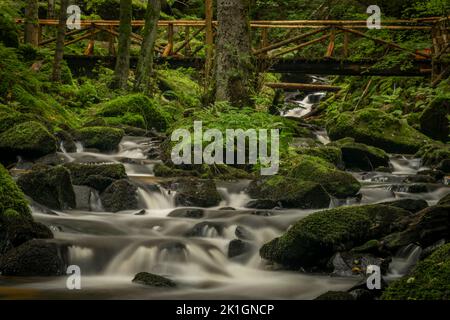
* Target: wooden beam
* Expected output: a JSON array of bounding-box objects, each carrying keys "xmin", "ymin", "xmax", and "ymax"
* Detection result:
[
  {"xmin": 343, "ymin": 32, "xmax": 349, "ymax": 58},
  {"xmin": 265, "ymin": 82, "xmax": 341, "ymax": 91},
  {"xmin": 163, "ymin": 22, "xmax": 174, "ymax": 57},
  {"xmin": 173, "ymin": 26, "xmax": 205, "ymax": 55},
  {"xmin": 271, "ymin": 33, "xmax": 332, "ymax": 58},
  {"xmin": 65, "ymin": 28, "xmax": 101, "ymax": 46},
  {"xmin": 39, "ymin": 26, "xmax": 89, "ymax": 45},
  {"xmin": 326, "ymin": 28, "xmax": 336, "ymax": 57}
]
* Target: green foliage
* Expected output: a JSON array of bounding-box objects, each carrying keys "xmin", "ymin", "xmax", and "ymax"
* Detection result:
[
  {"xmin": 0, "ymin": 164, "xmax": 31, "ymax": 218},
  {"xmin": 0, "ymin": 1, "xmax": 19, "ymax": 48},
  {"xmin": 158, "ymin": 68, "xmax": 202, "ymax": 108}
]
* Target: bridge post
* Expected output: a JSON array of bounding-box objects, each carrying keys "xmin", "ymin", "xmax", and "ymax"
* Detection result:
[
  {"xmin": 205, "ymin": 0, "xmax": 214, "ymax": 79},
  {"xmin": 431, "ymin": 18, "xmax": 450, "ymax": 86}
]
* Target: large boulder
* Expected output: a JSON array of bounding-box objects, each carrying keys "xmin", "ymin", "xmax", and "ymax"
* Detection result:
[
  {"xmin": 326, "ymin": 108, "xmax": 430, "ymax": 154},
  {"xmin": 383, "ymin": 205, "xmax": 450, "ymax": 251},
  {"xmin": 132, "ymin": 272, "xmax": 176, "ymax": 287},
  {"xmin": 330, "ymin": 138, "xmax": 389, "ymax": 171},
  {"xmin": 295, "ymin": 146, "xmax": 344, "ymax": 168},
  {"xmin": 76, "ymin": 126, "xmax": 124, "ymax": 152},
  {"xmin": 381, "ymin": 243, "xmax": 450, "ymax": 300},
  {"xmin": 100, "ymin": 179, "xmax": 138, "ymax": 212},
  {"xmin": 282, "ymin": 155, "xmax": 361, "ymax": 198},
  {"xmin": 0, "ymin": 121, "xmax": 57, "ymax": 163},
  {"xmin": 416, "ymin": 143, "xmax": 450, "ymax": 168},
  {"xmin": 168, "ymin": 178, "xmax": 222, "ymax": 207},
  {"xmin": 0, "ymin": 164, "xmax": 31, "ymax": 217},
  {"xmin": 0, "ymin": 239, "xmax": 66, "ymax": 276},
  {"xmin": 246, "ymin": 176, "xmax": 330, "ymax": 209},
  {"xmin": 380, "ymin": 198, "xmax": 428, "ymax": 214},
  {"xmin": 419, "ymin": 96, "xmax": 449, "ymax": 142},
  {"xmin": 64, "ymin": 163, "xmax": 127, "ymax": 192},
  {"xmin": 17, "ymin": 166, "xmax": 76, "ymax": 210},
  {"xmin": 260, "ymin": 204, "xmax": 411, "ymax": 269}
]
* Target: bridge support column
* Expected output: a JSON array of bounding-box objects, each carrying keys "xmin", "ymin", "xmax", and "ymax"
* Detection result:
[{"xmin": 432, "ymin": 18, "xmax": 450, "ymax": 86}]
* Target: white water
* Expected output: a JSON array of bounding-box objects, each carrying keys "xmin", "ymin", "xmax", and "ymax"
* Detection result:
[{"xmin": 386, "ymin": 244, "xmax": 423, "ymax": 280}]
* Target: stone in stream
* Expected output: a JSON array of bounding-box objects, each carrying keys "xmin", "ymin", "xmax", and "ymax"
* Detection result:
[
  {"xmin": 73, "ymin": 185, "xmax": 93, "ymax": 211},
  {"xmin": 326, "ymin": 108, "xmax": 430, "ymax": 154},
  {"xmin": 260, "ymin": 204, "xmax": 411, "ymax": 270},
  {"xmin": 132, "ymin": 272, "xmax": 176, "ymax": 288},
  {"xmin": 168, "ymin": 178, "xmax": 222, "ymax": 208},
  {"xmin": 438, "ymin": 193, "xmax": 450, "ymax": 206},
  {"xmin": 185, "ymin": 222, "xmax": 223, "ymax": 237},
  {"xmin": 416, "ymin": 169, "xmax": 445, "ymax": 182},
  {"xmin": 228, "ymin": 239, "xmax": 252, "ymax": 259},
  {"xmin": 380, "ymin": 198, "xmax": 428, "ymax": 213},
  {"xmin": 330, "ymin": 137, "xmax": 389, "ymax": 171},
  {"xmin": 403, "ymin": 175, "xmax": 436, "ymax": 183},
  {"xmin": 235, "ymin": 225, "xmax": 254, "ymax": 241},
  {"xmin": 246, "ymin": 176, "xmax": 330, "ymax": 209},
  {"xmin": 55, "ymin": 130, "xmax": 77, "ymax": 153},
  {"xmin": 437, "ymin": 159, "xmax": 450, "ymax": 174},
  {"xmin": 168, "ymin": 208, "xmax": 205, "ymax": 219},
  {"xmin": 75, "ymin": 126, "xmax": 124, "ymax": 152},
  {"xmin": 17, "ymin": 165, "xmax": 76, "ymax": 210},
  {"xmin": 245, "ymin": 199, "xmax": 279, "ymax": 209},
  {"xmin": 100, "ymin": 179, "xmax": 138, "ymax": 212},
  {"xmin": 329, "ymin": 252, "xmax": 390, "ymax": 277},
  {"xmin": 64, "ymin": 163, "xmax": 127, "ymax": 192},
  {"xmin": 0, "ymin": 240, "xmax": 66, "ymax": 276}
]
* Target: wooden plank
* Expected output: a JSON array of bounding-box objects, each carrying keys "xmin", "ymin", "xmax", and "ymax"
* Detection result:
[
  {"xmin": 326, "ymin": 28, "xmax": 336, "ymax": 57},
  {"xmin": 174, "ymin": 26, "xmax": 205, "ymax": 55},
  {"xmin": 65, "ymin": 29, "xmax": 101, "ymax": 46},
  {"xmin": 265, "ymin": 82, "xmax": 341, "ymax": 91},
  {"xmin": 271, "ymin": 33, "xmax": 332, "ymax": 58}
]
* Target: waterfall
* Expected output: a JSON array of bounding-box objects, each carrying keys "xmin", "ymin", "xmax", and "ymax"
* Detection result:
[
  {"xmin": 387, "ymin": 244, "xmax": 422, "ymax": 279},
  {"xmin": 75, "ymin": 141, "xmax": 84, "ymax": 153},
  {"xmin": 90, "ymin": 189, "xmax": 104, "ymax": 212},
  {"xmin": 138, "ymin": 187, "xmax": 175, "ymax": 210}
]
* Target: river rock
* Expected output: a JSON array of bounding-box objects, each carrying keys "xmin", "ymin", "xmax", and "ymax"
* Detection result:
[
  {"xmin": 260, "ymin": 204, "xmax": 410, "ymax": 269},
  {"xmin": 132, "ymin": 272, "xmax": 176, "ymax": 287},
  {"xmin": 419, "ymin": 96, "xmax": 449, "ymax": 142},
  {"xmin": 247, "ymin": 176, "xmax": 330, "ymax": 209},
  {"xmin": 55, "ymin": 130, "xmax": 77, "ymax": 153},
  {"xmin": 75, "ymin": 126, "xmax": 124, "ymax": 152},
  {"xmin": 168, "ymin": 208, "xmax": 205, "ymax": 219},
  {"xmin": 329, "ymin": 252, "xmax": 390, "ymax": 277},
  {"xmin": 73, "ymin": 185, "xmax": 93, "ymax": 211},
  {"xmin": 326, "ymin": 108, "xmax": 430, "ymax": 154},
  {"xmin": 228, "ymin": 239, "xmax": 252, "ymax": 258},
  {"xmin": 185, "ymin": 222, "xmax": 223, "ymax": 237},
  {"xmin": 245, "ymin": 199, "xmax": 279, "ymax": 209},
  {"xmin": 0, "ymin": 239, "xmax": 66, "ymax": 276},
  {"xmin": 438, "ymin": 193, "xmax": 450, "ymax": 206},
  {"xmin": 100, "ymin": 179, "xmax": 138, "ymax": 212},
  {"xmin": 381, "ymin": 198, "xmax": 428, "ymax": 213},
  {"xmin": 235, "ymin": 225, "xmax": 254, "ymax": 240},
  {"xmin": 416, "ymin": 169, "xmax": 445, "ymax": 182},
  {"xmin": 17, "ymin": 165, "xmax": 76, "ymax": 210},
  {"xmin": 64, "ymin": 163, "xmax": 127, "ymax": 192},
  {"xmin": 170, "ymin": 178, "xmax": 222, "ymax": 207}
]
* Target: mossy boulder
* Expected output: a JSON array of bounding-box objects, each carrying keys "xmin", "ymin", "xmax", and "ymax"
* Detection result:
[
  {"xmin": 419, "ymin": 96, "xmax": 449, "ymax": 142},
  {"xmin": 326, "ymin": 108, "xmax": 430, "ymax": 154},
  {"xmin": 260, "ymin": 204, "xmax": 411, "ymax": 269},
  {"xmin": 0, "ymin": 121, "xmax": 57, "ymax": 162},
  {"xmin": 282, "ymin": 155, "xmax": 361, "ymax": 198},
  {"xmin": 168, "ymin": 178, "xmax": 222, "ymax": 207},
  {"xmin": 97, "ymin": 94, "xmax": 170, "ymax": 131},
  {"xmin": 330, "ymin": 138, "xmax": 389, "ymax": 171},
  {"xmin": 17, "ymin": 166, "xmax": 76, "ymax": 210},
  {"xmin": 76, "ymin": 126, "xmax": 124, "ymax": 152},
  {"xmin": 416, "ymin": 143, "xmax": 450, "ymax": 168},
  {"xmin": 247, "ymin": 176, "xmax": 330, "ymax": 209},
  {"xmin": 132, "ymin": 272, "xmax": 176, "ymax": 287},
  {"xmin": 63, "ymin": 163, "xmax": 127, "ymax": 192},
  {"xmin": 100, "ymin": 179, "xmax": 138, "ymax": 212},
  {"xmin": 295, "ymin": 146, "xmax": 344, "ymax": 168},
  {"xmin": 380, "ymin": 198, "xmax": 428, "ymax": 214},
  {"xmin": 158, "ymin": 69, "xmax": 202, "ymax": 108},
  {"xmin": 0, "ymin": 164, "xmax": 31, "ymax": 217},
  {"xmin": 0, "ymin": 239, "xmax": 66, "ymax": 276},
  {"xmin": 381, "ymin": 243, "xmax": 450, "ymax": 300}
]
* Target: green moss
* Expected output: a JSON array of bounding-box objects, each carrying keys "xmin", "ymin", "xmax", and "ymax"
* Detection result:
[
  {"xmin": 0, "ymin": 5, "xmax": 19, "ymax": 48},
  {"xmin": 0, "ymin": 164, "xmax": 31, "ymax": 218},
  {"xmin": 0, "ymin": 121, "xmax": 57, "ymax": 160},
  {"xmin": 0, "ymin": 112, "xmax": 36, "ymax": 134},
  {"xmin": 103, "ymin": 113, "xmax": 146, "ymax": 129},
  {"xmin": 326, "ymin": 108, "xmax": 431, "ymax": 154},
  {"xmin": 76, "ymin": 126, "xmax": 124, "ymax": 151},
  {"xmin": 64, "ymin": 163, "xmax": 127, "ymax": 191},
  {"xmin": 158, "ymin": 68, "xmax": 202, "ymax": 108},
  {"xmin": 382, "ymin": 243, "xmax": 450, "ymax": 300},
  {"xmin": 260, "ymin": 204, "xmax": 410, "ymax": 269},
  {"xmin": 416, "ymin": 143, "xmax": 450, "ymax": 167},
  {"xmin": 295, "ymin": 146, "xmax": 343, "ymax": 167},
  {"xmin": 97, "ymin": 94, "xmax": 171, "ymax": 131}
]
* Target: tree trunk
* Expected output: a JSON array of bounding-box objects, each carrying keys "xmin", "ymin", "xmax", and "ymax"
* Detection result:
[
  {"xmin": 113, "ymin": 0, "xmax": 133, "ymax": 90},
  {"xmin": 215, "ymin": 0, "xmax": 253, "ymax": 107},
  {"xmin": 25, "ymin": 0, "xmax": 39, "ymax": 46},
  {"xmin": 134, "ymin": 0, "xmax": 161, "ymax": 94},
  {"xmin": 52, "ymin": 0, "xmax": 68, "ymax": 82},
  {"xmin": 47, "ymin": 0, "xmax": 55, "ymax": 19}
]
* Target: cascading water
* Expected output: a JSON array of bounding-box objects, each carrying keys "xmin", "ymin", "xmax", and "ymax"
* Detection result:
[{"xmin": 386, "ymin": 244, "xmax": 423, "ymax": 280}]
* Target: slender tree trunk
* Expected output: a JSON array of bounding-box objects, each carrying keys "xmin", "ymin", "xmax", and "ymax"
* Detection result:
[
  {"xmin": 215, "ymin": 0, "xmax": 253, "ymax": 107},
  {"xmin": 25, "ymin": 0, "xmax": 39, "ymax": 46},
  {"xmin": 52, "ymin": 0, "xmax": 69, "ymax": 82},
  {"xmin": 113, "ymin": 0, "xmax": 133, "ymax": 90},
  {"xmin": 47, "ymin": 0, "xmax": 55, "ymax": 19},
  {"xmin": 134, "ymin": 0, "xmax": 161, "ymax": 94}
]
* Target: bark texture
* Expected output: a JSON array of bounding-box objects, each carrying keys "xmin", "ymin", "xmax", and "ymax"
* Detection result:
[
  {"xmin": 51, "ymin": 0, "xmax": 68, "ymax": 82},
  {"xmin": 25, "ymin": 0, "xmax": 39, "ymax": 46},
  {"xmin": 113, "ymin": 0, "xmax": 133, "ymax": 89}
]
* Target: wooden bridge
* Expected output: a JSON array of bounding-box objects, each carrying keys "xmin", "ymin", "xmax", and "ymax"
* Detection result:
[{"xmin": 16, "ymin": 16, "xmax": 449, "ymax": 81}]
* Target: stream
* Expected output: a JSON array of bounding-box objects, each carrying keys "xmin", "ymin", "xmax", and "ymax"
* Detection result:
[{"xmin": 1, "ymin": 92, "xmax": 449, "ymax": 300}]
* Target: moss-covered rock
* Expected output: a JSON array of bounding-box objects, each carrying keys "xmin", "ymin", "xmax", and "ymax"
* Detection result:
[
  {"xmin": 167, "ymin": 178, "xmax": 222, "ymax": 207},
  {"xmin": 260, "ymin": 204, "xmax": 410, "ymax": 269},
  {"xmin": 0, "ymin": 121, "xmax": 57, "ymax": 162},
  {"xmin": 381, "ymin": 243, "xmax": 450, "ymax": 300},
  {"xmin": 132, "ymin": 272, "xmax": 176, "ymax": 287},
  {"xmin": 380, "ymin": 198, "xmax": 428, "ymax": 213},
  {"xmin": 0, "ymin": 164, "xmax": 31, "ymax": 217},
  {"xmin": 0, "ymin": 239, "xmax": 66, "ymax": 276},
  {"xmin": 295, "ymin": 146, "xmax": 344, "ymax": 168},
  {"xmin": 97, "ymin": 94, "xmax": 170, "ymax": 131},
  {"xmin": 330, "ymin": 137, "xmax": 390, "ymax": 171},
  {"xmin": 64, "ymin": 163, "xmax": 127, "ymax": 192},
  {"xmin": 158, "ymin": 69, "xmax": 202, "ymax": 108},
  {"xmin": 416, "ymin": 143, "xmax": 450, "ymax": 168},
  {"xmin": 17, "ymin": 166, "xmax": 76, "ymax": 210},
  {"xmin": 326, "ymin": 108, "xmax": 430, "ymax": 154},
  {"xmin": 247, "ymin": 176, "xmax": 330, "ymax": 209},
  {"xmin": 100, "ymin": 179, "xmax": 138, "ymax": 212},
  {"xmin": 419, "ymin": 96, "xmax": 449, "ymax": 142},
  {"xmin": 282, "ymin": 154, "xmax": 361, "ymax": 198},
  {"xmin": 76, "ymin": 126, "xmax": 124, "ymax": 152}
]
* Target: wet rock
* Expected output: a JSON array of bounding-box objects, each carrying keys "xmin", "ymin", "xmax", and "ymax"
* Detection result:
[
  {"xmin": 132, "ymin": 272, "xmax": 176, "ymax": 287},
  {"xmin": 171, "ymin": 178, "xmax": 222, "ymax": 207},
  {"xmin": 100, "ymin": 179, "xmax": 138, "ymax": 212},
  {"xmin": 419, "ymin": 96, "xmax": 449, "ymax": 142},
  {"xmin": 408, "ymin": 184, "xmax": 429, "ymax": 193},
  {"xmin": 64, "ymin": 163, "xmax": 127, "ymax": 192},
  {"xmin": 381, "ymin": 198, "xmax": 428, "ymax": 213},
  {"xmin": 295, "ymin": 146, "xmax": 344, "ymax": 168},
  {"xmin": 437, "ymin": 159, "xmax": 450, "ymax": 174},
  {"xmin": 314, "ymin": 291, "xmax": 355, "ymax": 300},
  {"xmin": 185, "ymin": 222, "xmax": 223, "ymax": 237},
  {"xmin": 417, "ymin": 143, "xmax": 450, "ymax": 168},
  {"xmin": 17, "ymin": 166, "xmax": 76, "ymax": 210},
  {"xmin": 76, "ymin": 126, "xmax": 124, "ymax": 152},
  {"xmin": 235, "ymin": 226, "xmax": 254, "ymax": 240},
  {"xmin": 417, "ymin": 169, "xmax": 445, "ymax": 181},
  {"xmin": 245, "ymin": 199, "xmax": 279, "ymax": 209},
  {"xmin": 247, "ymin": 176, "xmax": 330, "ymax": 209},
  {"xmin": 0, "ymin": 240, "xmax": 66, "ymax": 276},
  {"xmin": 228, "ymin": 239, "xmax": 252, "ymax": 258},
  {"xmin": 403, "ymin": 175, "xmax": 436, "ymax": 184},
  {"xmin": 73, "ymin": 185, "xmax": 92, "ymax": 211},
  {"xmin": 260, "ymin": 204, "xmax": 410, "ymax": 269},
  {"xmin": 35, "ymin": 153, "xmax": 68, "ymax": 166},
  {"xmin": 329, "ymin": 252, "xmax": 390, "ymax": 277},
  {"xmin": 438, "ymin": 193, "xmax": 450, "ymax": 206},
  {"xmin": 168, "ymin": 208, "xmax": 204, "ymax": 219},
  {"xmin": 55, "ymin": 130, "xmax": 77, "ymax": 153},
  {"xmin": 326, "ymin": 108, "xmax": 430, "ymax": 154},
  {"xmin": 133, "ymin": 209, "xmax": 146, "ymax": 216},
  {"xmin": 331, "ymin": 138, "xmax": 389, "ymax": 171},
  {"xmin": 420, "ymin": 239, "xmax": 446, "ymax": 260}
]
